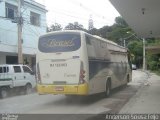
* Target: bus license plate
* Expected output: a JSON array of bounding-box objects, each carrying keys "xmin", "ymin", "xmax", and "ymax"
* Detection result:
[{"xmin": 55, "ymin": 86, "xmax": 64, "ymax": 91}]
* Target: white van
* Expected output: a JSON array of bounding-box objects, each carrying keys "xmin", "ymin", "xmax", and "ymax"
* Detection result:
[{"xmin": 0, "ymin": 64, "xmax": 36, "ymax": 98}]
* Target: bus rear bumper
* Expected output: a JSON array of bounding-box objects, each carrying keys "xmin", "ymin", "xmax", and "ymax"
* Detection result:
[{"xmin": 37, "ymin": 83, "xmax": 89, "ymax": 95}]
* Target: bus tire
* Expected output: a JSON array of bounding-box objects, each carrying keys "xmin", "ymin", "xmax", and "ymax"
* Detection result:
[
  {"xmin": 25, "ymin": 83, "xmax": 32, "ymax": 94},
  {"xmin": 0, "ymin": 87, "xmax": 8, "ymax": 99},
  {"xmin": 105, "ymin": 79, "xmax": 111, "ymax": 97}
]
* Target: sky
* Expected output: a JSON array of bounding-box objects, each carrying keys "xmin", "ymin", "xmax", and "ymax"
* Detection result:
[{"xmin": 35, "ymin": 0, "xmax": 120, "ymax": 29}]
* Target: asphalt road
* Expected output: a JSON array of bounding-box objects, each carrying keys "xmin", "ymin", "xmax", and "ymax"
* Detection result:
[{"xmin": 0, "ymin": 70, "xmax": 149, "ymax": 120}]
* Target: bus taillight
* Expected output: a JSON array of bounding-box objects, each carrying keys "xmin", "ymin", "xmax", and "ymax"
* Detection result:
[
  {"xmin": 36, "ymin": 63, "xmax": 41, "ymax": 84},
  {"xmin": 79, "ymin": 61, "xmax": 86, "ymax": 84}
]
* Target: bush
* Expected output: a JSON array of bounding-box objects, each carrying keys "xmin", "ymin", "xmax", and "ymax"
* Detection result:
[{"xmin": 148, "ymin": 61, "xmax": 158, "ymax": 70}]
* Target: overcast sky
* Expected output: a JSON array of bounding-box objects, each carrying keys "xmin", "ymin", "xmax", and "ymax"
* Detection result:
[{"xmin": 35, "ymin": 0, "xmax": 120, "ymax": 29}]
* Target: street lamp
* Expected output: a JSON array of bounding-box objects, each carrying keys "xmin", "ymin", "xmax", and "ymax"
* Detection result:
[{"xmin": 123, "ymin": 32, "xmax": 137, "ymax": 47}]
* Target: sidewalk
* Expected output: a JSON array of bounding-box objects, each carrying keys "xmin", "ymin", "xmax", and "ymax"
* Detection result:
[{"xmin": 120, "ymin": 71, "xmax": 160, "ymax": 113}]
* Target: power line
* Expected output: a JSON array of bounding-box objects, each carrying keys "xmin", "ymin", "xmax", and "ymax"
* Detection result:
[
  {"xmin": 23, "ymin": 23, "xmax": 41, "ymax": 37},
  {"xmin": 48, "ymin": 7, "xmax": 89, "ymax": 18},
  {"xmin": 69, "ymin": 0, "xmax": 113, "ymax": 22},
  {"xmin": 0, "ymin": 25, "xmax": 43, "ymax": 37},
  {"xmin": 23, "ymin": 12, "xmax": 109, "ymax": 29},
  {"xmin": 22, "ymin": 6, "xmax": 109, "ymax": 24},
  {"xmin": 22, "ymin": 27, "xmax": 38, "ymax": 47},
  {"xmin": 22, "ymin": 6, "xmax": 110, "ymax": 29},
  {"xmin": 21, "ymin": 5, "xmax": 29, "ymax": 15},
  {"xmin": 22, "ymin": 11, "xmax": 88, "ymax": 23},
  {"xmin": 0, "ymin": 41, "xmax": 37, "ymax": 49},
  {"xmin": 48, "ymin": 9, "xmax": 110, "ymax": 23}
]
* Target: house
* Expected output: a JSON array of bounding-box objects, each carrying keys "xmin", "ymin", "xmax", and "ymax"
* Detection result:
[{"xmin": 0, "ymin": 0, "xmax": 47, "ymax": 68}]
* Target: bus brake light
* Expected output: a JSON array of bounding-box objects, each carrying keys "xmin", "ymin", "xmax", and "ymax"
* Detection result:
[
  {"xmin": 37, "ymin": 63, "xmax": 42, "ymax": 84},
  {"xmin": 79, "ymin": 61, "xmax": 86, "ymax": 84}
]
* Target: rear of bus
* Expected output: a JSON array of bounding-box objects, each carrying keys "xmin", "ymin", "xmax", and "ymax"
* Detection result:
[{"xmin": 36, "ymin": 31, "xmax": 89, "ymax": 95}]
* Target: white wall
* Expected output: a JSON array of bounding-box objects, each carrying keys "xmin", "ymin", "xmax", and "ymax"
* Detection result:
[{"xmin": 0, "ymin": 54, "xmax": 6, "ymax": 64}]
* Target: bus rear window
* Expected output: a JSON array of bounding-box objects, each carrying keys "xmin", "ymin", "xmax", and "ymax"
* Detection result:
[{"xmin": 38, "ymin": 33, "xmax": 81, "ymax": 53}]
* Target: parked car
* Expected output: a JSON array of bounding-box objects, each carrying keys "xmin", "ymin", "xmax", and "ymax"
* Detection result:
[
  {"xmin": 0, "ymin": 64, "xmax": 36, "ymax": 98},
  {"xmin": 132, "ymin": 64, "xmax": 137, "ymax": 70}
]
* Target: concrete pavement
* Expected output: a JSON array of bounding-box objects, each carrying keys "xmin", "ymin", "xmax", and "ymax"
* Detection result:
[
  {"xmin": 120, "ymin": 71, "xmax": 160, "ymax": 113},
  {"xmin": 0, "ymin": 70, "xmax": 145, "ymax": 115}
]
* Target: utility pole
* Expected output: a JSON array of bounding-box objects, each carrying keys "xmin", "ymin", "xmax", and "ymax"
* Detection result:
[
  {"xmin": 143, "ymin": 38, "xmax": 146, "ymax": 71},
  {"xmin": 17, "ymin": 0, "xmax": 23, "ymax": 64}
]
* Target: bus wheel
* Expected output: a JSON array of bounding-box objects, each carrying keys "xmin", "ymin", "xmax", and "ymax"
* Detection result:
[
  {"xmin": 25, "ymin": 84, "xmax": 32, "ymax": 94},
  {"xmin": 105, "ymin": 80, "xmax": 111, "ymax": 97},
  {"xmin": 0, "ymin": 87, "xmax": 8, "ymax": 99}
]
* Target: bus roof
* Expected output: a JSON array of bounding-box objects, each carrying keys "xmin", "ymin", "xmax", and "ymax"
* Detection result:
[
  {"xmin": 93, "ymin": 35, "xmax": 118, "ymax": 45},
  {"xmin": 39, "ymin": 30, "xmax": 85, "ymax": 38}
]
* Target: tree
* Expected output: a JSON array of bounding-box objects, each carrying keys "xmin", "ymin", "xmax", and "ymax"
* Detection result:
[
  {"xmin": 146, "ymin": 39, "xmax": 160, "ymax": 71},
  {"xmin": 87, "ymin": 16, "xmax": 132, "ymax": 43},
  {"xmin": 107, "ymin": 26, "xmax": 132, "ymax": 44},
  {"xmin": 127, "ymin": 41, "xmax": 143, "ymax": 68},
  {"xmin": 147, "ymin": 53, "xmax": 160, "ymax": 71},
  {"xmin": 88, "ymin": 28, "xmax": 99, "ymax": 36},
  {"xmin": 115, "ymin": 16, "xmax": 128, "ymax": 27},
  {"xmin": 98, "ymin": 26, "xmax": 111, "ymax": 38},
  {"xmin": 65, "ymin": 23, "xmax": 75, "ymax": 30},
  {"xmin": 64, "ymin": 22, "xmax": 87, "ymax": 31},
  {"xmin": 48, "ymin": 23, "xmax": 62, "ymax": 32}
]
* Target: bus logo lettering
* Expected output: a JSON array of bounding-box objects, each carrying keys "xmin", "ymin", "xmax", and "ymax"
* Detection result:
[{"xmin": 46, "ymin": 39, "xmax": 75, "ymax": 47}]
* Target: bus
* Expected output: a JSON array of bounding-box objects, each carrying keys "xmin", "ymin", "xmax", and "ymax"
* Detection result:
[{"xmin": 36, "ymin": 30, "xmax": 132, "ymax": 96}]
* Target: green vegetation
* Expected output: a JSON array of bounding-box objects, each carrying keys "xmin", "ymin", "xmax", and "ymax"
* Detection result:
[
  {"xmin": 146, "ymin": 38, "xmax": 160, "ymax": 74},
  {"xmin": 127, "ymin": 40, "xmax": 143, "ymax": 68}
]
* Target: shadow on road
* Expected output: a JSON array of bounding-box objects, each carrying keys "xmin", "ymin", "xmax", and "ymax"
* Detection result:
[{"xmin": 43, "ymin": 84, "xmax": 136, "ymax": 108}]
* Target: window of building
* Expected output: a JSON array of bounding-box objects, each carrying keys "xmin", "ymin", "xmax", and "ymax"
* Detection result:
[
  {"xmin": 30, "ymin": 11, "xmax": 40, "ymax": 26},
  {"xmin": 5, "ymin": 3, "xmax": 18, "ymax": 19}
]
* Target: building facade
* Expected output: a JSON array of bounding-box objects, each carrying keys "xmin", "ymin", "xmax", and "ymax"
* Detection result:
[{"xmin": 0, "ymin": 0, "xmax": 47, "ymax": 68}]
